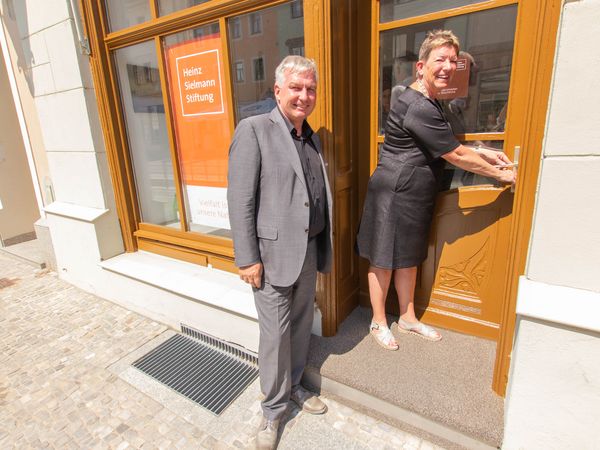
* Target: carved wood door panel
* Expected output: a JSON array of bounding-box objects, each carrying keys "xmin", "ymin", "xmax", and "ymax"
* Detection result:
[{"xmin": 415, "ymin": 186, "xmax": 514, "ymax": 339}]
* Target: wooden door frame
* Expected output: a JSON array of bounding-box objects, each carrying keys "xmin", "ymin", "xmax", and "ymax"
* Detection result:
[
  {"xmin": 303, "ymin": 0, "xmax": 337, "ymax": 337},
  {"xmin": 492, "ymin": 0, "xmax": 562, "ymax": 395},
  {"xmin": 367, "ymin": 0, "xmax": 562, "ymax": 395}
]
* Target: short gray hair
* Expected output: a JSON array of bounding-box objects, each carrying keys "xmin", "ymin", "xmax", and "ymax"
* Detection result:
[
  {"xmin": 418, "ymin": 30, "xmax": 460, "ymax": 63},
  {"xmin": 274, "ymin": 55, "xmax": 318, "ymax": 85}
]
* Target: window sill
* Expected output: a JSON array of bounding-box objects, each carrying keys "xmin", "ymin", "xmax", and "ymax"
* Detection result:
[
  {"xmin": 100, "ymin": 250, "xmax": 256, "ymax": 320},
  {"xmin": 45, "ymin": 201, "xmax": 109, "ymax": 222}
]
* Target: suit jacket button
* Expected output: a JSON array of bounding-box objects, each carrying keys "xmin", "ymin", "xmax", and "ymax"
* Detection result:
[
  {"xmin": 304, "ymin": 202, "xmax": 309, "ymax": 207},
  {"xmin": 305, "ymin": 228, "xmax": 309, "ymax": 233}
]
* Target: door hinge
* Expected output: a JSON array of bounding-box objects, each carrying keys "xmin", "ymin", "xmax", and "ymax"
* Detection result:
[{"xmin": 79, "ymin": 38, "xmax": 91, "ymax": 56}]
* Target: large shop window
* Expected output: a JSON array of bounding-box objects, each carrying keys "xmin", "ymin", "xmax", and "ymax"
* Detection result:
[
  {"xmin": 115, "ymin": 41, "xmax": 177, "ymax": 226},
  {"xmin": 104, "ymin": 0, "xmax": 304, "ymax": 265}
]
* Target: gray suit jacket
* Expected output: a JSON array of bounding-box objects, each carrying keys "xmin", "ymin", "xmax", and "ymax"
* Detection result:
[{"xmin": 227, "ymin": 107, "xmax": 333, "ymax": 287}]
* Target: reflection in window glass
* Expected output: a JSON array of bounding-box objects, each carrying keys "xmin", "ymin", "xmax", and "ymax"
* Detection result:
[
  {"xmin": 249, "ymin": 12, "xmax": 263, "ymax": 35},
  {"xmin": 291, "ymin": 1, "xmax": 303, "ymax": 18},
  {"xmin": 163, "ymin": 24, "xmax": 232, "ymax": 238},
  {"xmin": 230, "ymin": 17, "xmax": 242, "ymax": 39},
  {"xmin": 157, "ymin": 0, "xmax": 211, "ymax": 17},
  {"xmin": 114, "ymin": 41, "xmax": 177, "ymax": 226},
  {"xmin": 378, "ymin": 5, "xmax": 517, "ymax": 135},
  {"xmin": 228, "ymin": 2, "xmax": 305, "ymax": 122},
  {"xmin": 253, "ymin": 57, "xmax": 265, "ymax": 81},
  {"xmin": 105, "ymin": 0, "xmax": 151, "ymax": 32},
  {"xmin": 440, "ymin": 142, "xmax": 505, "ymax": 190},
  {"xmin": 379, "ymin": 0, "xmax": 482, "ymax": 23},
  {"xmin": 234, "ymin": 61, "xmax": 245, "ymax": 82}
]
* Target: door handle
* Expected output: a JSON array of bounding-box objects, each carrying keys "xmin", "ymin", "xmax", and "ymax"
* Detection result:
[{"xmin": 511, "ymin": 146, "xmax": 520, "ymax": 193}]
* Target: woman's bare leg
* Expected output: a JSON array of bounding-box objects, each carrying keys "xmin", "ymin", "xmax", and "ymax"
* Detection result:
[
  {"xmin": 394, "ymin": 266, "xmax": 441, "ymax": 339},
  {"xmin": 368, "ymin": 266, "xmax": 397, "ymax": 347},
  {"xmin": 393, "ymin": 267, "xmax": 418, "ymax": 322},
  {"xmin": 367, "ymin": 266, "xmax": 392, "ymax": 325}
]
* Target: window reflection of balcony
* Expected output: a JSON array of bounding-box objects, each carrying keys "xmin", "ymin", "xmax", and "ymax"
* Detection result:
[{"xmin": 237, "ymin": 98, "xmax": 277, "ymax": 120}]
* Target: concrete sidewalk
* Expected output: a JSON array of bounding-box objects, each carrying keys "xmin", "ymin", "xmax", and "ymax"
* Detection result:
[{"xmin": 0, "ymin": 252, "xmax": 445, "ymax": 450}]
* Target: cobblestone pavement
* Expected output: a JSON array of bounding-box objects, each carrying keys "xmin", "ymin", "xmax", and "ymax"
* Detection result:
[{"xmin": 0, "ymin": 252, "xmax": 444, "ymax": 450}]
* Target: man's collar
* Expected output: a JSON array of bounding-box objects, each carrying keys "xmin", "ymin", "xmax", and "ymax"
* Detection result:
[{"xmin": 277, "ymin": 106, "xmax": 313, "ymax": 139}]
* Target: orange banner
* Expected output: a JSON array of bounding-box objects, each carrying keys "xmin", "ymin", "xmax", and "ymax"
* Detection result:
[{"xmin": 165, "ymin": 34, "xmax": 231, "ymax": 188}]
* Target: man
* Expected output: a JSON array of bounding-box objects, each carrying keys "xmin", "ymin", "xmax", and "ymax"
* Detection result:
[{"xmin": 227, "ymin": 55, "xmax": 332, "ymax": 449}]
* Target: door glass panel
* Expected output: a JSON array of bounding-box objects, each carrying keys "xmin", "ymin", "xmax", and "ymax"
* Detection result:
[
  {"xmin": 228, "ymin": 1, "xmax": 305, "ymax": 123},
  {"xmin": 114, "ymin": 41, "xmax": 178, "ymax": 226},
  {"xmin": 380, "ymin": 0, "xmax": 484, "ymax": 23},
  {"xmin": 105, "ymin": 0, "xmax": 151, "ymax": 32},
  {"xmin": 378, "ymin": 5, "xmax": 517, "ymax": 135},
  {"xmin": 158, "ymin": 0, "xmax": 211, "ymax": 17},
  {"xmin": 163, "ymin": 23, "xmax": 232, "ymax": 237}
]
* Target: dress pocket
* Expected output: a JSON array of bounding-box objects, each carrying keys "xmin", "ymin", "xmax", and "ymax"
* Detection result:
[{"xmin": 394, "ymin": 164, "xmax": 417, "ymax": 193}]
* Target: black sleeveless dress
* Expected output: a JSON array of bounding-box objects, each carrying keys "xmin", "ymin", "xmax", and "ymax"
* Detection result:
[{"xmin": 356, "ymin": 87, "xmax": 460, "ymax": 269}]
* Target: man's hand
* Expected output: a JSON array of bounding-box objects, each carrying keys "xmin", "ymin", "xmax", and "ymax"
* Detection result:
[{"xmin": 239, "ymin": 263, "xmax": 263, "ymax": 289}]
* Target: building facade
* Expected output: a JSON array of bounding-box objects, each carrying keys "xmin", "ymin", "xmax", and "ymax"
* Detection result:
[{"xmin": 1, "ymin": 0, "xmax": 598, "ymax": 447}]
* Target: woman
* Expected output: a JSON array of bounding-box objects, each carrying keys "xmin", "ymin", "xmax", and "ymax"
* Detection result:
[{"xmin": 356, "ymin": 30, "xmax": 516, "ymax": 350}]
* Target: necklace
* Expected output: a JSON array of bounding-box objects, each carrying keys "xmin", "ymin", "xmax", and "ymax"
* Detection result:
[{"xmin": 416, "ymin": 78, "xmax": 429, "ymax": 98}]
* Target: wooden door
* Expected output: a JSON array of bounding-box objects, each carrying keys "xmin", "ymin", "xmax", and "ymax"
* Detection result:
[
  {"xmin": 330, "ymin": 0, "xmax": 361, "ymax": 332},
  {"xmin": 368, "ymin": 0, "xmax": 522, "ymax": 339}
]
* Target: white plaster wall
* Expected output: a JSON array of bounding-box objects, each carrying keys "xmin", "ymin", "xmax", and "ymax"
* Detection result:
[
  {"xmin": 7, "ymin": 0, "xmax": 116, "ymax": 210},
  {"xmin": 527, "ymin": 157, "xmax": 600, "ymax": 292},
  {"xmin": 504, "ymin": 317, "xmax": 600, "ymax": 450},
  {"xmin": 542, "ymin": 0, "xmax": 600, "ymax": 157},
  {"xmin": 527, "ymin": 0, "xmax": 600, "ymax": 292},
  {"xmin": 506, "ymin": 1, "xmax": 600, "ymax": 447},
  {"xmin": 0, "ymin": 52, "xmax": 40, "ymax": 240},
  {"xmin": 0, "ymin": 2, "xmax": 52, "ymax": 206},
  {"xmin": 4, "ymin": 0, "xmax": 125, "ymax": 267}
]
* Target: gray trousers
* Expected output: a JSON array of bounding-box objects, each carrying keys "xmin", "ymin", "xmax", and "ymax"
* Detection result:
[{"xmin": 253, "ymin": 238, "xmax": 317, "ymax": 420}]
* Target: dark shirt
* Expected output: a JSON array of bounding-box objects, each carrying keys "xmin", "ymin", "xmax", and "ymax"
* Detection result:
[
  {"xmin": 278, "ymin": 108, "xmax": 326, "ymax": 238},
  {"xmin": 383, "ymin": 87, "xmax": 460, "ymax": 183}
]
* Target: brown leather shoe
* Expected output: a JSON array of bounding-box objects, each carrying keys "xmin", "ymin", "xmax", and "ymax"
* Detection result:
[
  {"xmin": 290, "ymin": 386, "xmax": 327, "ymax": 414},
  {"xmin": 255, "ymin": 416, "xmax": 279, "ymax": 450}
]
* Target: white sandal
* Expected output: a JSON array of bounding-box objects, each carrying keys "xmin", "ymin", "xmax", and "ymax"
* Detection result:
[
  {"xmin": 397, "ymin": 318, "xmax": 442, "ymax": 342},
  {"xmin": 369, "ymin": 321, "xmax": 399, "ymax": 350}
]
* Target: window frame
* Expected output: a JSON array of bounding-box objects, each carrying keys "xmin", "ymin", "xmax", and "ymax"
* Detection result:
[{"xmin": 79, "ymin": 0, "xmax": 324, "ymax": 272}]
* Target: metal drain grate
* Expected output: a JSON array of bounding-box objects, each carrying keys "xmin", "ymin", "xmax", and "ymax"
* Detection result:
[{"xmin": 132, "ymin": 325, "xmax": 258, "ymax": 415}]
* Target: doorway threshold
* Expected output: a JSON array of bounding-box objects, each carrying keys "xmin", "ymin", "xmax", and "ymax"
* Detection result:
[{"xmin": 306, "ymin": 307, "xmax": 502, "ymax": 449}]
